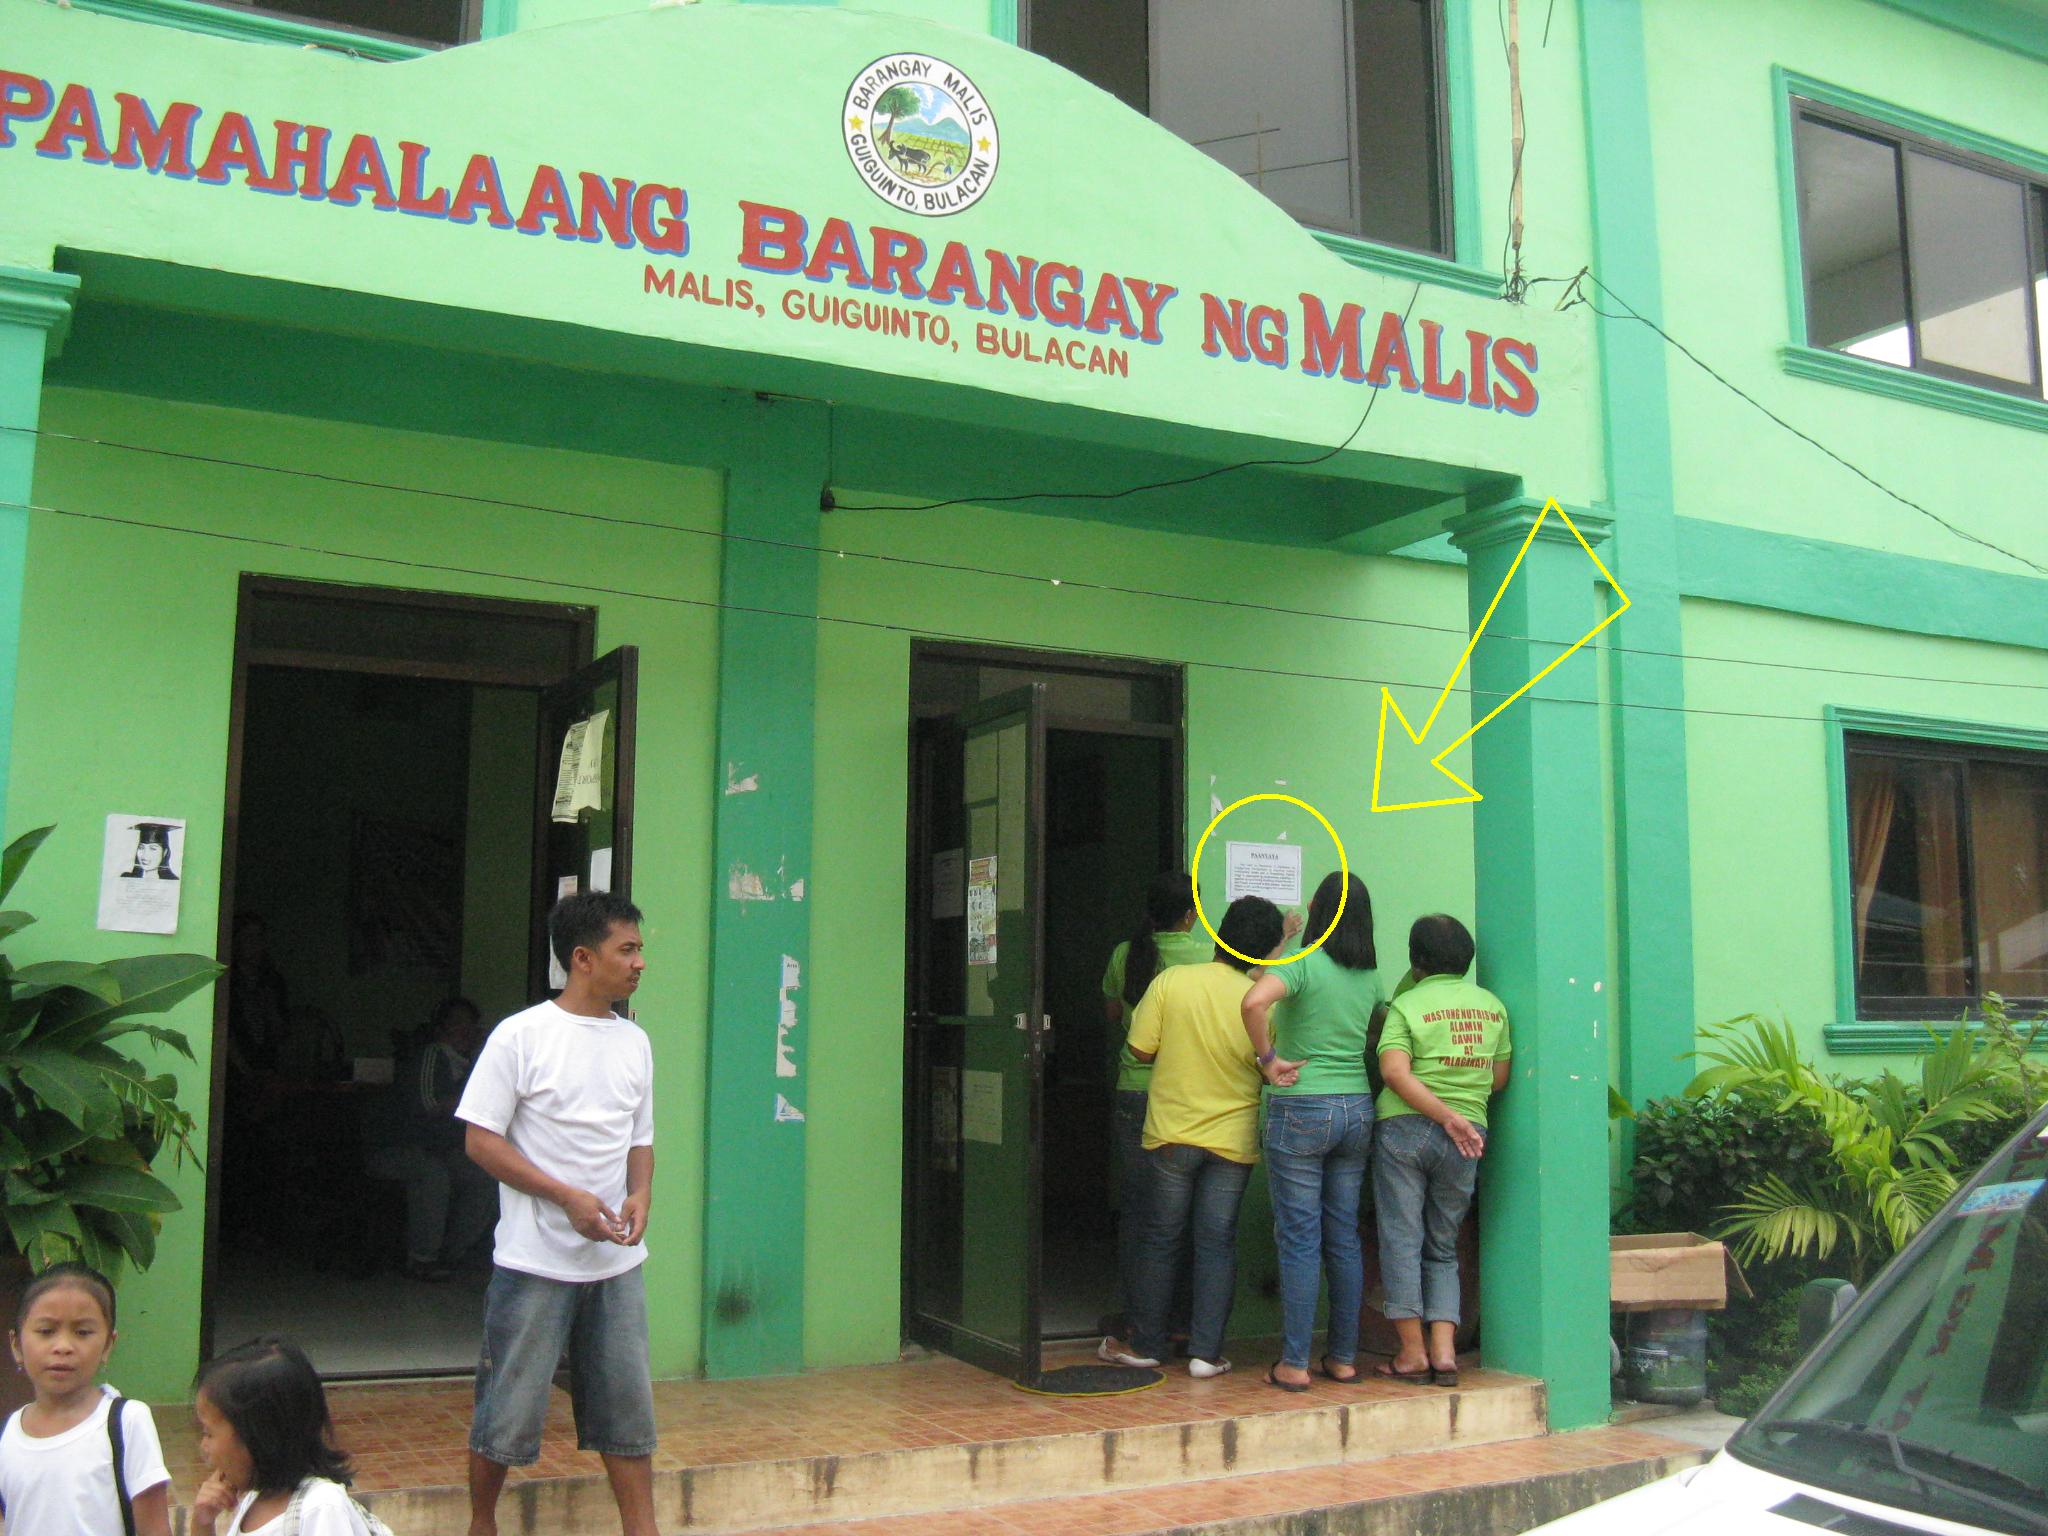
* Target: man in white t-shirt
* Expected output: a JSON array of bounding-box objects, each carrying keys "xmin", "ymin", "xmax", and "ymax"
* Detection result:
[{"xmin": 457, "ymin": 890, "xmax": 655, "ymax": 1536}]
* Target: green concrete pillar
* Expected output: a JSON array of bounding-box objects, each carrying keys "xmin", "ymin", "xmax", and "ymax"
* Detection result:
[
  {"xmin": 701, "ymin": 396, "xmax": 827, "ymax": 1378},
  {"xmin": 1581, "ymin": 0, "xmax": 1697, "ymax": 1110},
  {"xmin": 1450, "ymin": 499, "xmax": 1613, "ymax": 1431},
  {"xmin": 0, "ymin": 265, "xmax": 78, "ymax": 830}
]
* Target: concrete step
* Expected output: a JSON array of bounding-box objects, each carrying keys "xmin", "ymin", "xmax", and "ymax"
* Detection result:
[
  {"xmin": 254, "ymin": 1372, "xmax": 1549, "ymax": 1536},
  {"xmin": 734, "ymin": 1425, "xmax": 1708, "ymax": 1536}
]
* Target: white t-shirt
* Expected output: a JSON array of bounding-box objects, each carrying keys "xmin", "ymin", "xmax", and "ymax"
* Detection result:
[
  {"xmin": 0, "ymin": 1386, "xmax": 170, "ymax": 1536},
  {"xmin": 225, "ymin": 1479, "xmax": 369, "ymax": 1536},
  {"xmin": 456, "ymin": 1000, "xmax": 654, "ymax": 1282}
]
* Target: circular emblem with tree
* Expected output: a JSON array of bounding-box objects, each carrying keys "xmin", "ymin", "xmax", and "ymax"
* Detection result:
[{"xmin": 843, "ymin": 54, "xmax": 1000, "ymax": 216}]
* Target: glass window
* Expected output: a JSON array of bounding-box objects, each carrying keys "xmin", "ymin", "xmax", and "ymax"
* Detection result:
[
  {"xmin": 1795, "ymin": 103, "xmax": 2047, "ymax": 399},
  {"xmin": 1847, "ymin": 735, "xmax": 2048, "ymax": 1016},
  {"xmin": 213, "ymin": 0, "xmax": 475, "ymax": 47},
  {"xmin": 1024, "ymin": 0, "xmax": 1451, "ymax": 256}
]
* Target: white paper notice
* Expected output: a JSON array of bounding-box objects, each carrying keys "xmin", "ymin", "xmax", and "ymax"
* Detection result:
[
  {"xmin": 97, "ymin": 815, "xmax": 187, "ymax": 935},
  {"xmin": 1226, "ymin": 840, "xmax": 1302, "ymax": 906},
  {"xmin": 966, "ymin": 855, "xmax": 998, "ymax": 966},
  {"xmin": 547, "ymin": 875, "xmax": 578, "ymax": 989},
  {"xmin": 930, "ymin": 847, "xmax": 965, "ymax": 919},
  {"xmin": 961, "ymin": 1068, "xmax": 1003, "ymax": 1145},
  {"xmin": 589, "ymin": 847, "xmax": 613, "ymax": 893},
  {"xmin": 550, "ymin": 709, "xmax": 609, "ymax": 822}
]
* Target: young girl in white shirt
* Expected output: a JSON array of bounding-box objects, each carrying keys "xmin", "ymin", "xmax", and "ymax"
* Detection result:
[
  {"xmin": 1, "ymin": 1261, "xmax": 174, "ymax": 1536},
  {"xmin": 190, "ymin": 1338, "xmax": 383, "ymax": 1536}
]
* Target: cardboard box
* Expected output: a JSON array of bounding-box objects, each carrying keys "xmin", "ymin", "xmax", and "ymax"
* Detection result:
[{"xmin": 1610, "ymin": 1233, "xmax": 1752, "ymax": 1313}]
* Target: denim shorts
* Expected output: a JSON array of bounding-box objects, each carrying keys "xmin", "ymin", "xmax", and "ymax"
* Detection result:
[{"xmin": 471, "ymin": 1264, "xmax": 657, "ymax": 1464}]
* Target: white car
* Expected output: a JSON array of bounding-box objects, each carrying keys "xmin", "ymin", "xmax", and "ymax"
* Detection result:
[{"xmin": 1531, "ymin": 1104, "xmax": 2048, "ymax": 1536}]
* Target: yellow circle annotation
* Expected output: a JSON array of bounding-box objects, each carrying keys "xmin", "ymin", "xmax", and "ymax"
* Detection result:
[{"xmin": 1191, "ymin": 793, "xmax": 1348, "ymax": 968}]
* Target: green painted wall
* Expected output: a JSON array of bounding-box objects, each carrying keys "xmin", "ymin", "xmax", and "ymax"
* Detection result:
[
  {"xmin": 1682, "ymin": 597, "xmax": 2048, "ymax": 1070},
  {"xmin": 806, "ymin": 493, "xmax": 1479, "ymax": 1367},
  {"xmin": 7, "ymin": 387, "xmax": 724, "ymax": 1401}
]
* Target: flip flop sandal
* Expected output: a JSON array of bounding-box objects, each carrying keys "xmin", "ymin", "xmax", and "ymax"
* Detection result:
[
  {"xmin": 1431, "ymin": 1365, "xmax": 1461, "ymax": 1388},
  {"xmin": 1263, "ymin": 1366, "xmax": 1311, "ymax": 1394},
  {"xmin": 1373, "ymin": 1361, "xmax": 1435, "ymax": 1383},
  {"xmin": 1318, "ymin": 1356, "xmax": 1363, "ymax": 1383}
]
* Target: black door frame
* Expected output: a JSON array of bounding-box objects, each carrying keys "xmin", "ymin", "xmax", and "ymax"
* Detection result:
[
  {"xmin": 204, "ymin": 574, "xmax": 594, "ymax": 1370},
  {"xmin": 900, "ymin": 642, "xmax": 1187, "ymax": 1359}
]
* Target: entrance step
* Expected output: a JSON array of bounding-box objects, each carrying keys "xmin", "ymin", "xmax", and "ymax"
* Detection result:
[
  {"xmin": 740, "ymin": 1425, "xmax": 1709, "ymax": 1536},
  {"xmin": 161, "ymin": 1352, "xmax": 1549, "ymax": 1536}
]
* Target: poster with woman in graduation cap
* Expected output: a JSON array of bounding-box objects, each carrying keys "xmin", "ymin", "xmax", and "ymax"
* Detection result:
[{"xmin": 98, "ymin": 814, "xmax": 186, "ymax": 933}]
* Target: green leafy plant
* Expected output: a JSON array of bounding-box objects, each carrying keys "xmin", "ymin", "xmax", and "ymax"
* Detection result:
[
  {"xmin": 0, "ymin": 826, "xmax": 222, "ymax": 1277},
  {"xmin": 1692, "ymin": 1013, "xmax": 2030, "ymax": 1283}
]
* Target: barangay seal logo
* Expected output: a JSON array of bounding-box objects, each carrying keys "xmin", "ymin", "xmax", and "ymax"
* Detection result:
[{"xmin": 844, "ymin": 54, "xmax": 1000, "ymax": 217}]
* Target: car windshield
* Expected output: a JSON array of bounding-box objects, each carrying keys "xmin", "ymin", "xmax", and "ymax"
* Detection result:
[{"xmin": 1732, "ymin": 1112, "xmax": 2048, "ymax": 1536}]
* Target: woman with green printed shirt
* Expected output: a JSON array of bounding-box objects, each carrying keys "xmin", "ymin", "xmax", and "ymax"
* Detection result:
[
  {"xmin": 1373, "ymin": 913, "xmax": 1511, "ymax": 1388},
  {"xmin": 1240, "ymin": 871, "xmax": 1383, "ymax": 1391}
]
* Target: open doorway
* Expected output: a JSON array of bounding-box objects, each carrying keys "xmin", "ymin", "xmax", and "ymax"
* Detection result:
[
  {"xmin": 206, "ymin": 577, "xmax": 633, "ymax": 1377},
  {"xmin": 903, "ymin": 646, "xmax": 1182, "ymax": 1376}
]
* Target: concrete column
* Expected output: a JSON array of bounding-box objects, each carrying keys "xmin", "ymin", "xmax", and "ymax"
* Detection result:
[
  {"xmin": 1450, "ymin": 498, "xmax": 1614, "ymax": 1431},
  {"xmin": 700, "ymin": 395, "xmax": 827, "ymax": 1378},
  {"xmin": 0, "ymin": 265, "xmax": 78, "ymax": 830}
]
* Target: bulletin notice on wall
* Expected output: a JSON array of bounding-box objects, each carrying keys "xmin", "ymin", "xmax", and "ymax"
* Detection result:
[
  {"xmin": 966, "ymin": 855, "xmax": 998, "ymax": 965},
  {"xmin": 1225, "ymin": 841, "xmax": 1302, "ymax": 906}
]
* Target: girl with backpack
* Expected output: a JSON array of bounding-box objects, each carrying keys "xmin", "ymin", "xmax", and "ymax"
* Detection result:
[
  {"xmin": 190, "ymin": 1339, "xmax": 389, "ymax": 1536},
  {"xmin": 2, "ymin": 1262, "xmax": 173, "ymax": 1536}
]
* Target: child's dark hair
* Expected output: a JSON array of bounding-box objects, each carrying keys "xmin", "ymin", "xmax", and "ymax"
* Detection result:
[
  {"xmin": 1122, "ymin": 872, "xmax": 1195, "ymax": 1007},
  {"xmin": 1215, "ymin": 895, "xmax": 1284, "ymax": 972},
  {"xmin": 1409, "ymin": 913, "xmax": 1476, "ymax": 978},
  {"xmin": 548, "ymin": 890, "xmax": 644, "ymax": 972},
  {"xmin": 1303, "ymin": 871, "xmax": 1376, "ymax": 971},
  {"xmin": 13, "ymin": 1262, "xmax": 116, "ymax": 1331},
  {"xmin": 194, "ymin": 1338, "xmax": 353, "ymax": 1492}
]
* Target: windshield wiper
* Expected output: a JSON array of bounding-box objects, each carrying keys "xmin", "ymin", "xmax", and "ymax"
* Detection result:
[{"xmin": 1758, "ymin": 1419, "xmax": 2048, "ymax": 1534}]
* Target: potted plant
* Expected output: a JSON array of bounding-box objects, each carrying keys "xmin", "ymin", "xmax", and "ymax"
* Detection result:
[{"xmin": 0, "ymin": 825, "xmax": 221, "ymax": 1412}]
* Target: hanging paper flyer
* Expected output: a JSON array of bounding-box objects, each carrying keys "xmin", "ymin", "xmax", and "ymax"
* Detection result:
[
  {"xmin": 96, "ymin": 815, "xmax": 186, "ymax": 935},
  {"xmin": 966, "ymin": 854, "xmax": 998, "ymax": 966},
  {"xmin": 551, "ymin": 710, "xmax": 609, "ymax": 822}
]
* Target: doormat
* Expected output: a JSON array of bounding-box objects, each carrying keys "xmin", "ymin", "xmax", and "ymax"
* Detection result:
[{"xmin": 1013, "ymin": 1364, "xmax": 1162, "ymax": 1397}]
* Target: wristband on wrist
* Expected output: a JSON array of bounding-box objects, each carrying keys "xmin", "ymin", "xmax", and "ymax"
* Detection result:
[{"xmin": 1257, "ymin": 1049, "xmax": 1277, "ymax": 1066}]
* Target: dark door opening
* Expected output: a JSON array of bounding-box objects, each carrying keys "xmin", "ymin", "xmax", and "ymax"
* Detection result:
[
  {"xmin": 206, "ymin": 577, "xmax": 635, "ymax": 1378},
  {"xmin": 904, "ymin": 647, "xmax": 1182, "ymax": 1377}
]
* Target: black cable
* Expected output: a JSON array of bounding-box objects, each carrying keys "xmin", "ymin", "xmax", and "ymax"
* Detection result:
[
  {"xmin": 6, "ymin": 493, "xmax": 2033, "ymax": 729},
  {"xmin": 825, "ymin": 281, "xmax": 1425, "ymax": 513},
  {"xmin": 1548, "ymin": 267, "xmax": 2048, "ymax": 579},
  {"xmin": 6, "ymin": 421, "xmax": 2046, "ymax": 694}
]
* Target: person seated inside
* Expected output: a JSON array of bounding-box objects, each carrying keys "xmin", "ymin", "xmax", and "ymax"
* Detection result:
[
  {"xmin": 1373, "ymin": 914, "xmax": 1511, "ymax": 1387},
  {"xmin": 1099, "ymin": 895, "xmax": 1289, "ymax": 1381},
  {"xmin": 363, "ymin": 997, "xmax": 498, "ymax": 1281}
]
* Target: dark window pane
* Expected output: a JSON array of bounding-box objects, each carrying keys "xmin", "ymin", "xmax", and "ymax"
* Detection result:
[
  {"xmin": 1968, "ymin": 760, "xmax": 2048, "ymax": 999},
  {"xmin": 1027, "ymin": 0, "xmax": 1147, "ymax": 115},
  {"xmin": 1904, "ymin": 150, "xmax": 2037, "ymax": 388},
  {"xmin": 1026, "ymin": 1, "xmax": 1448, "ymax": 253},
  {"xmin": 1797, "ymin": 116, "xmax": 1911, "ymax": 366},
  {"xmin": 222, "ymin": 0, "xmax": 468, "ymax": 45},
  {"xmin": 1848, "ymin": 749, "xmax": 1970, "ymax": 1002}
]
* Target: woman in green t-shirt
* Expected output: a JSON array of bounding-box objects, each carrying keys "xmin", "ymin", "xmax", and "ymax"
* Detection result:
[{"xmin": 1241, "ymin": 871, "xmax": 1382, "ymax": 1390}]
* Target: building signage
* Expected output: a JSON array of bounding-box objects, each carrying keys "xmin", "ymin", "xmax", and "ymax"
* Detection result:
[{"xmin": 0, "ymin": 66, "xmax": 1540, "ymax": 415}]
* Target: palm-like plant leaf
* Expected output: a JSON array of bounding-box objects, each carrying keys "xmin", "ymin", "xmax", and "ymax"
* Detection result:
[
  {"xmin": 1719, "ymin": 1171, "xmax": 1864, "ymax": 1267},
  {"xmin": 0, "ymin": 827, "xmax": 54, "ymax": 905}
]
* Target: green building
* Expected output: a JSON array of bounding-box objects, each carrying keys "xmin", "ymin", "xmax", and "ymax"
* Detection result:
[{"xmin": 1, "ymin": 0, "xmax": 2042, "ymax": 1433}]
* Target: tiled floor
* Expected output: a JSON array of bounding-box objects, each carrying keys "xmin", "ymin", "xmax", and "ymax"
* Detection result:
[
  {"xmin": 736, "ymin": 1426, "xmax": 1700, "ymax": 1535},
  {"xmin": 155, "ymin": 1340, "xmax": 1526, "ymax": 1499}
]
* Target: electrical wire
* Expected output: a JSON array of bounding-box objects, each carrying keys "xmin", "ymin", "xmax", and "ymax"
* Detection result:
[
  {"xmin": 1544, "ymin": 266, "xmax": 2048, "ymax": 580},
  {"xmin": 5, "ymin": 492, "xmax": 2037, "ymax": 731},
  {"xmin": 4, "ymin": 420, "xmax": 2045, "ymax": 695},
  {"xmin": 824, "ymin": 282, "xmax": 1425, "ymax": 514}
]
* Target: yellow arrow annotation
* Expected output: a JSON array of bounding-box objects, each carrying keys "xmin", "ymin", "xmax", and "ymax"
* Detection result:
[{"xmin": 1371, "ymin": 499, "xmax": 1628, "ymax": 814}]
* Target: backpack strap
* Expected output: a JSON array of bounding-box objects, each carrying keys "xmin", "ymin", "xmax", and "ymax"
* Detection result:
[
  {"xmin": 278, "ymin": 1479, "xmax": 314, "ymax": 1536},
  {"xmin": 105, "ymin": 1395, "xmax": 137, "ymax": 1536}
]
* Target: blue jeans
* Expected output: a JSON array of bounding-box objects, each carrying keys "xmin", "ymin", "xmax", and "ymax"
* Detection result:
[
  {"xmin": 1373, "ymin": 1114, "xmax": 1482, "ymax": 1326},
  {"xmin": 471, "ymin": 1264, "xmax": 656, "ymax": 1464},
  {"xmin": 1263, "ymin": 1094, "xmax": 1374, "ymax": 1369},
  {"xmin": 1130, "ymin": 1143, "xmax": 1252, "ymax": 1363},
  {"xmin": 1113, "ymin": 1091, "xmax": 1190, "ymax": 1333}
]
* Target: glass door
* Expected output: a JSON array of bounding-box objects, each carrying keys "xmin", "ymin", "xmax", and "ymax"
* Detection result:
[
  {"xmin": 905, "ymin": 685, "xmax": 1048, "ymax": 1380},
  {"xmin": 531, "ymin": 647, "xmax": 638, "ymax": 1001}
]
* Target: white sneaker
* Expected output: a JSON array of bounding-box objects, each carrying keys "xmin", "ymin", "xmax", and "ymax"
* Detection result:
[
  {"xmin": 1188, "ymin": 1356, "xmax": 1233, "ymax": 1379},
  {"xmin": 1098, "ymin": 1336, "xmax": 1161, "ymax": 1368}
]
